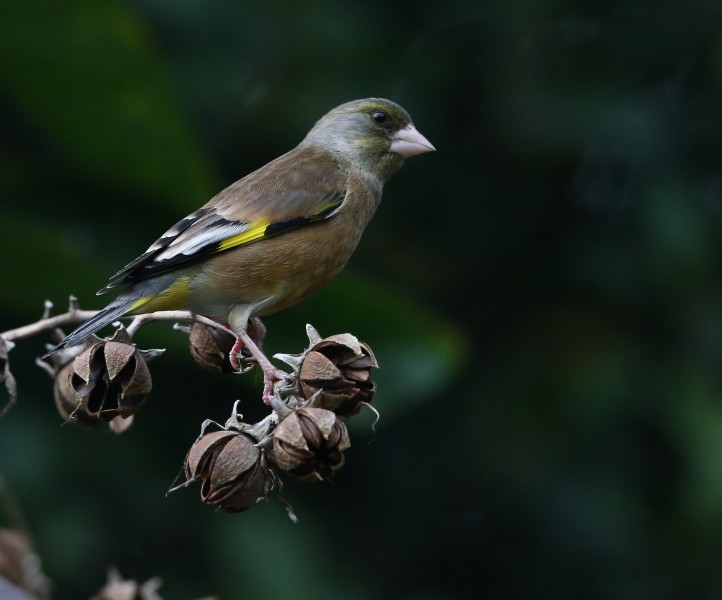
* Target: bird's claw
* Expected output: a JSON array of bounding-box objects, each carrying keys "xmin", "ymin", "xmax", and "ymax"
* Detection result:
[
  {"xmin": 229, "ymin": 335, "xmax": 289, "ymax": 403},
  {"xmin": 229, "ymin": 338, "xmax": 246, "ymax": 370},
  {"xmin": 229, "ymin": 350, "xmax": 249, "ymax": 371}
]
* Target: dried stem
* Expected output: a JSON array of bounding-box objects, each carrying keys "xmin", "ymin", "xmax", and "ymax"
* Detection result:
[
  {"xmin": 0, "ymin": 301, "xmax": 236, "ymax": 344},
  {"xmin": 1, "ymin": 310, "xmax": 99, "ymax": 342}
]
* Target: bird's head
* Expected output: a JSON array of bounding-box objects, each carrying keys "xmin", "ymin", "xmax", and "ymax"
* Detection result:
[{"xmin": 302, "ymin": 98, "xmax": 435, "ymax": 182}]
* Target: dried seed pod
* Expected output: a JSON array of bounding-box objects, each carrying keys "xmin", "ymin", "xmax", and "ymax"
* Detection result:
[
  {"xmin": 188, "ymin": 323, "xmax": 237, "ymax": 374},
  {"xmin": 184, "ymin": 430, "xmax": 276, "ymax": 512},
  {"xmin": 185, "ymin": 430, "xmax": 239, "ymax": 481},
  {"xmin": 53, "ymin": 362, "xmax": 101, "ymax": 428},
  {"xmin": 70, "ymin": 340, "xmax": 153, "ymax": 422},
  {"xmin": 188, "ymin": 317, "xmax": 266, "ymax": 374},
  {"xmin": 272, "ymin": 407, "xmax": 350, "ymax": 482},
  {"xmin": 299, "ymin": 333, "xmax": 378, "ymax": 417}
]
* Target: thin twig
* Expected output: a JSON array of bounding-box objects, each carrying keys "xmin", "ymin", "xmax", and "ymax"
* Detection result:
[
  {"xmin": 0, "ymin": 306, "xmax": 235, "ymax": 344},
  {"xmin": 1, "ymin": 310, "xmax": 99, "ymax": 342}
]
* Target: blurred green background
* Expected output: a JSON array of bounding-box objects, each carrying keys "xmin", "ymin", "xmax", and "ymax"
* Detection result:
[{"xmin": 3, "ymin": 0, "xmax": 722, "ymax": 598}]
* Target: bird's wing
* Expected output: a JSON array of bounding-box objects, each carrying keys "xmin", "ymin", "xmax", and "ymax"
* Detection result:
[{"xmin": 99, "ymin": 148, "xmax": 347, "ymax": 293}]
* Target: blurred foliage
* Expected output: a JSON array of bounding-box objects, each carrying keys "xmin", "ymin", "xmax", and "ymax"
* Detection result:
[{"xmin": 2, "ymin": 0, "xmax": 722, "ymax": 598}]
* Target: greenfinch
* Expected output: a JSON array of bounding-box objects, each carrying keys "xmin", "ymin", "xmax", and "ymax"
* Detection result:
[{"xmin": 52, "ymin": 98, "xmax": 434, "ymax": 393}]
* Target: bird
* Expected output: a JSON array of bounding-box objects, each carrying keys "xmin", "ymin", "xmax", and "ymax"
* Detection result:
[{"xmin": 50, "ymin": 98, "xmax": 435, "ymax": 398}]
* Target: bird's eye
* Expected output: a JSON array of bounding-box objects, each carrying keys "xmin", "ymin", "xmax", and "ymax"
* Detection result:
[{"xmin": 371, "ymin": 110, "xmax": 388, "ymax": 124}]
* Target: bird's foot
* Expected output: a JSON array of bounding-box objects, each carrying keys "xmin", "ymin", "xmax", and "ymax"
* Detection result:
[
  {"xmin": 231, "ymin": 329, "xmax": 289, "ymax": 404},
  {"xmin": 229, "ymin": 338, "xmax": 246, "ymax": 371}
]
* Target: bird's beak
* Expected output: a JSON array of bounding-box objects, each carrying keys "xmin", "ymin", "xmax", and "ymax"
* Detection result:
[{"xmin": 389, "ymin": 125, "xmax": 436, "ymax": 158}]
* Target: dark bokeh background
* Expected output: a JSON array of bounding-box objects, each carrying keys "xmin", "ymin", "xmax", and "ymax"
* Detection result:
[{"xmin": 3, "ymin": 0, "xmax": 722, "ymax": 598}]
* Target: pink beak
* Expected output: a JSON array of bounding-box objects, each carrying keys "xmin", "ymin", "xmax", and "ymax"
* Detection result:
[{"xmin": 389, "ymin": 125, "xmax": 435, "ymax": 158}]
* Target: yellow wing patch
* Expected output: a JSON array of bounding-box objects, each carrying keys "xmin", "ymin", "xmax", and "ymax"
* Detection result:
[
  {"xmin": 217, "ymin": 220, "xmax": 270, "ymax": 252},
  {"xmin": 129, "ymin": 276, "xmax": 191, "ymax": 314}
]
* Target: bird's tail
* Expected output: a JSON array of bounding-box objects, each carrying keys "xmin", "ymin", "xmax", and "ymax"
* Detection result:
[{"xmin": 46, "ymin": 296, "xmax": 139, "ymax": 356}]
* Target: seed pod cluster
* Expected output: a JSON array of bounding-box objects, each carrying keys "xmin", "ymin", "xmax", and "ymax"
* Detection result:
[
  {"xmin": 269, "ymin": 327, "xmax": 379, "ymax": 486},
  {"xmin": 178, "ymin": 325, "xmax": 379, "ymax": 520}
]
